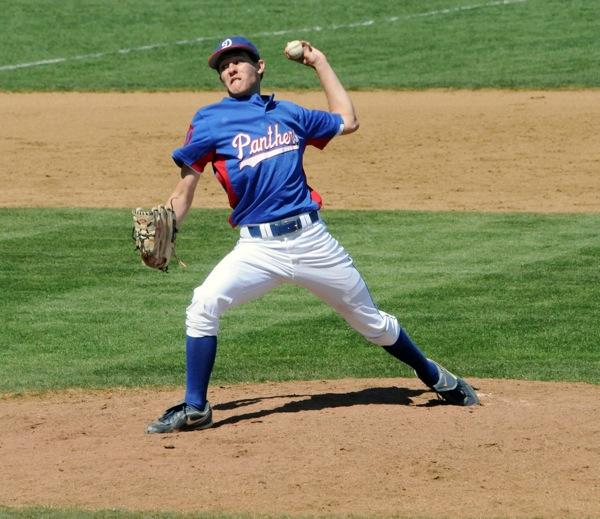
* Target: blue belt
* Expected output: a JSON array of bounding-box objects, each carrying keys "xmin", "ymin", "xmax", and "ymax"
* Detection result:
[{"xmin": 246, "ymin": 210, "xmax": 320, "ymax": 238}]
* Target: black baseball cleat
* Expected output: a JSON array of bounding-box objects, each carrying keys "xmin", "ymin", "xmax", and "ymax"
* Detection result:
[
  {"xmin": 428, "ymin": 360, "xmax": 480, "ymax": 406},
  {"xmin": 146, "ymin": 401, "xmax": 213, "ymax": 434}
]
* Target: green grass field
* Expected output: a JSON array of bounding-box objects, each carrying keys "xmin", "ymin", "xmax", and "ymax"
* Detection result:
[
  {"xmin": 1, "ymin": 0, "xmax": 599, "ymax": 90},
  {"xmin": 1, "ymin": 208, "xmax": 598, "ymax": 394},
  {"xmin": 1, "ymin": 0, "xmax": 599, "ymax": 518}
]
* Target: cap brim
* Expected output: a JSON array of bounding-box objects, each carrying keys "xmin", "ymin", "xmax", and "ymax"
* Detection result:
[{"xmin": 208, "ymin": 45, "xmax": 260, "ymax": 69}]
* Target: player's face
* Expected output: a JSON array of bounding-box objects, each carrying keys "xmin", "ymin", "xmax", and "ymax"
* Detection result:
[{"xmin": 218, "ymin": 52, "xmax": 265, "ymax": 98}]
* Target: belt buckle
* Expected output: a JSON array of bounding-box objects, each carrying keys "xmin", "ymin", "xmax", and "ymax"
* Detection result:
[
  {"xmin": 287, "ymin": 219, "xmax": 301, "ymax": 232},
  {"xmin": 271, "ymin": 217, "xmax": 301, "ymax": 236}
]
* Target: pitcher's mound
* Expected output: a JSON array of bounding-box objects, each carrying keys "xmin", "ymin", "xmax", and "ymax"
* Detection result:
[{"xmin": 2, "ymin": 377, "xmax": 599, "ymax": 518}]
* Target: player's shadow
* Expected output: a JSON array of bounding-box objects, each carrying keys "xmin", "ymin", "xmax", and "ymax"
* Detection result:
[{"xmin": 211, "ymin": 386, "xmax": 431, "ymax": 429}]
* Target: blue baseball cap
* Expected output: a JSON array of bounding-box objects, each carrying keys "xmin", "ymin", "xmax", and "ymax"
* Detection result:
[{"xmin": 208, "ymin": 36, "xmax": 261, "ymax": 69}]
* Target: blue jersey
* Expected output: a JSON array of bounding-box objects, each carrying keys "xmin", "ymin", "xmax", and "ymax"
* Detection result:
[{"xmin": 172, "ymin": 93, "xmax": 343, "ymax": 226}]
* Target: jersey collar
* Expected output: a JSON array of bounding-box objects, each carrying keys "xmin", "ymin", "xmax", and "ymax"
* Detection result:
[{"xmin": 224, "ymin": 93, "xmax": 276, "ymax": 110}]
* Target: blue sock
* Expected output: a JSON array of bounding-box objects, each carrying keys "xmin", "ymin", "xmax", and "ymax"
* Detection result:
[
  {"xmin": 383, "ymin": 328, "xmax": 439, "ymax": 387},
  {"xmin": 184, "ymin": 335, "xmax": 217, "ymax": 410}
]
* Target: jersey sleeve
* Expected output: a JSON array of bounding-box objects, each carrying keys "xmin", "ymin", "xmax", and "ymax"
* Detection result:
[
  {"xmin": 171, "ymin": 112, "xmax": 215, "ymax": 173},
  {"xmin": 301, "ymin": 108, "xmax": 344, "ymax": 150}
]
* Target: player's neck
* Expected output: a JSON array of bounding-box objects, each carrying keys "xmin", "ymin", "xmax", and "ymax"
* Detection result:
[{"xmin": 227, "ymin": 82, "xmax": 261, "ymax": 99}]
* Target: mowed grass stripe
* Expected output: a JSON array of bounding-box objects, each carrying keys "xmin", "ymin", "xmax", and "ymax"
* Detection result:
[
  {"xmin": 0, "ymin": 0, "xmax": 526, "ymax": 72},
  {"xmin": 0, "ymin": 208, "xmax": 598, "ymax": 393},
  {"xmin": 0, "ymin": 0, "xmax": 598, "ymax": 89}
]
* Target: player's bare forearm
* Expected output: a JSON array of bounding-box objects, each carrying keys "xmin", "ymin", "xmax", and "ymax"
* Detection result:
[
  {"xmin": 299, "ymin": 43, "xmax": 358, "ymax": 134},
  {"xmin": 166, "ymin": 166, "xmax": 200, "ymax": 225},
  {"xmin": 313, "ymin": 60, "xmax": 359, "ymax": 134}
]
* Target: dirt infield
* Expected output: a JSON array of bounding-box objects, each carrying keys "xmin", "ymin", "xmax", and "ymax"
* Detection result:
[
  {"xmin": 1, "ymin": 91, "xmax": 599, "ymax": 518},
  {"xmin": 1, "ymin": 90, "xmax": 599, "ymax": 212},
  {"xmin": 3, "ymin": 380, "xmax": 600, "ymax": 518}
]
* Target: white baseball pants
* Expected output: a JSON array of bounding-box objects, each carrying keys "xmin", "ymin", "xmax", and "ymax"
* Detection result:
[{"xmin": 186, "ymin": 217, "xmax": 400, "ymax": 346}]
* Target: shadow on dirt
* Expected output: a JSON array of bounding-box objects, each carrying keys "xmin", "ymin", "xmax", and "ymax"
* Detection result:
[{"xmin": 211, "ymin": 386, "xmax": 431, "ymax": 428}]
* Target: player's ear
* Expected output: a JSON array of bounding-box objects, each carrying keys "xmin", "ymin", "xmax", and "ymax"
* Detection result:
[{"xmin": 257, "ymin": 59, "xmax": 265, "ymax": 76}]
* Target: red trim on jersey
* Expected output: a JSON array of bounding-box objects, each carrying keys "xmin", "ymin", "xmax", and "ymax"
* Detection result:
[
  {"xmin": 300, "ymin": 163, "xmax": 324, "ymax": 209},
  {"xmin": 212, "ymin": 156, "xmax": 239, "ymax": 213},
  {"xmin": 309, "ymin": 187, "xmax": 323, "ymax": 208},
  {"xmin": 184, "ymin": 124, "xmax": 194, "ymax": 145},
  {"xmin": 191, "ymin": 150, "xmax": 214, "ymax": 173},
  {"xmin": 307, "ymin": 136, "xmax": 332, "ymax": 150}
]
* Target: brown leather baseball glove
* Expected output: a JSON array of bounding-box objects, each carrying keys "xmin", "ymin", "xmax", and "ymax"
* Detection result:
[{"xmin": 132, "ymin": 206, "xmax": 179, "ymax": 272}]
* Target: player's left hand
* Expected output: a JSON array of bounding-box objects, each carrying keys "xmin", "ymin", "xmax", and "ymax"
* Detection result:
[{"xmin": 132, "ymin": 205, "xmax": 180, "ymax": 272}]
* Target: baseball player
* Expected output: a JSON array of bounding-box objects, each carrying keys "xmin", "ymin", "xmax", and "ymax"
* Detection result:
[{"xmin": 146, "ymin": 36, "xmax": 479, "ymax": 434}]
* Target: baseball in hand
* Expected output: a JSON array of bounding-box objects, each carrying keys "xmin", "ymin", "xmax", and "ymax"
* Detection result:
[{"xmin": 285, "ymin": 40, "xmax": 304, "ymax": 61}]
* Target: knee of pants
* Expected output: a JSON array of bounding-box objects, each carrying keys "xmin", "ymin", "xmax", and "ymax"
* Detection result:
[
  {"xmin": 185, "ymin": 286, "xmax": 233, "ymax": 338},
  {"xmin": 345, "ymin": 308, "xmax": 400, "ymax": 346}
]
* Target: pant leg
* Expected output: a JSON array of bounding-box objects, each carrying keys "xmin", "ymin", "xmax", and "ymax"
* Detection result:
[
  {"xmin": 291, "ymin": 223, "xmax": 400, "ymax": 346},
  {"xmin": 186, "ymin": 240, "xmax": 290, "ymax": 337}
]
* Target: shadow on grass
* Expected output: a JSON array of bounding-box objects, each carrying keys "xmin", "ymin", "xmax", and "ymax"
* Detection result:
[{"xmin": 211, "ymin": 386, "xmax": 433, "ymax": 428}]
